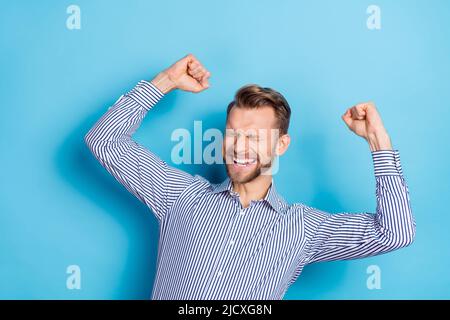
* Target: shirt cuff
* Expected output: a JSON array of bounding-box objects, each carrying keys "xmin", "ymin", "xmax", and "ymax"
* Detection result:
[
  {"xmin": 125, "ymin": 80, "xmax": 165, "ymax": 111},
  {"xmin": 371, "ymin": 149, "xmax": 403, "ymax": 177}
]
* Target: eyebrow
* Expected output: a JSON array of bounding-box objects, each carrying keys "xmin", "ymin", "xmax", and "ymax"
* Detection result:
[{"xmin": 224, "ymin": 129, "xmax": 262, "ymax": 138}]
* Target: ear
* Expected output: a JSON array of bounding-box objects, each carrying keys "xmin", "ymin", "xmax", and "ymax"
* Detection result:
[{"xmin": 276, "ymin": 134, "xmax": 290, "ymax": 156}]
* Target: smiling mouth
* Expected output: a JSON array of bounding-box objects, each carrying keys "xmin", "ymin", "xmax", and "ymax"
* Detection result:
[{"xmin": 232, "ymin": 157, "xmax": 257, "ymax": 167}]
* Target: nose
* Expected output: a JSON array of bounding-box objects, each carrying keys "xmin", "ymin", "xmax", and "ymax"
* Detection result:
[{"xmin": 234, "ymin": 134, "xmax": 249, "ymax": 154}]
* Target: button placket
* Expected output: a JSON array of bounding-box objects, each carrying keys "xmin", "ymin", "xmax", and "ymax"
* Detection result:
[{"xmin": 212, "ymin": 202, "xmax": 241, "ymax": 282}]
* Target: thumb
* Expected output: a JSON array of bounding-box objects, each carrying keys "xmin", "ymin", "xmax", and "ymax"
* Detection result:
[
  {"xmin": 341, "ymin": 108, "xmax": 353, "ymax": 127},
  {"xmin": 184, "ymin": 53, "xmax": 196, "ymax": 65},
  {"xmin": 175, "ymin": 54, "xmax": 195, "ymax": 74}
]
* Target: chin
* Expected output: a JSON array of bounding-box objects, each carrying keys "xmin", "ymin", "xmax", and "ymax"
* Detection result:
[{"xmin": 226, "ymin": 165, "xmax": 261, "ymax": 184}]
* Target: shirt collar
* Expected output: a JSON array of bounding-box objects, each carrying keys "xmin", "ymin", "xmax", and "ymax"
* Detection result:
[{"xmin": 211, "ymin": 177, "xmax": 288, "ymax": 214}]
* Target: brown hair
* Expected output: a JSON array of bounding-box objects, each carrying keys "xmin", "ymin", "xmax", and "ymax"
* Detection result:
[{"xmin": 226, "ymin": 84, "xmax": 291, "ymax": 135}]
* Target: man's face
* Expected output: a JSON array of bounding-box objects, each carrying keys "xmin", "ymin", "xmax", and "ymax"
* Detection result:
[{"xmin": 222, "ymin": 106, "xmax": 281, "ymax": 184}]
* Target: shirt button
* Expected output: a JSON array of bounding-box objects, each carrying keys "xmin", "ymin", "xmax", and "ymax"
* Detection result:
[
  {"xmin": 217, "ymin": 271, "xmax": 223, "ymax": 276},
  {"xmin": 240, "ymin": 209, "xmax": 245, "ymax": 216},
  {"xmin": 229, "ymin": 239, "xmax": 235, "ymax": 245}
]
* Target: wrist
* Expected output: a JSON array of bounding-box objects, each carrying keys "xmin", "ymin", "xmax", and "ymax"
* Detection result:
[
  {"xmin": 150, "ymin": 72, "xmax": 176, "ymax": 94},
  {"xmin": 367, "ymin": 130, "xmax": 393, "ymax": 152}
]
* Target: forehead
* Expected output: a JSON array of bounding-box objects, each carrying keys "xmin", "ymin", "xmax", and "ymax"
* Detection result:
[{"xmin": 226, "ymin": 106, "xmax": 277, "ymax": 130}]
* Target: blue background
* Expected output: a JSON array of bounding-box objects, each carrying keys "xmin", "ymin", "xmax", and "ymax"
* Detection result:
[{"xmin": 1, "ymin": 0, "xmax": 449, "ymax": 299}]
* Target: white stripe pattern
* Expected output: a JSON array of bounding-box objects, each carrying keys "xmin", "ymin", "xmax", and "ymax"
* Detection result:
[{"xmin": 84, "ymin": 80, "xmax": 416, "ymax": 300}]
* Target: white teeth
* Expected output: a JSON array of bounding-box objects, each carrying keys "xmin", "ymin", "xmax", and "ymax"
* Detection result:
[{"xmin": 233, "ymin": 157, "xmax": 256, "ymax": 166}]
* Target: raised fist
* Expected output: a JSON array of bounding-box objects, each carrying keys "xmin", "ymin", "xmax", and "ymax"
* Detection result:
[
  {"xmin": 342, "ymin": 101, "xmax": 392, "ymax": 151},
  {"xmin": 152, "ymin": 53, "xmax": 211, "ymax": 94}
]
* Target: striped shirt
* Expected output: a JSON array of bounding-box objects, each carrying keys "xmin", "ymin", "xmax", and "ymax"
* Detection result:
[{"xmin": 84, "ymin": 80, "xmax": 416, "ymax": 300}]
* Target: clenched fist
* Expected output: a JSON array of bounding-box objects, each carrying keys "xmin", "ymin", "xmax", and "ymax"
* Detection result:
[
  {"xmin": 151, "ymin": 54, "xmax": 211, "ymax": 94},
  {"xmin": 342, "ymin": 102, "xmax": 393, "ymax": 151}
]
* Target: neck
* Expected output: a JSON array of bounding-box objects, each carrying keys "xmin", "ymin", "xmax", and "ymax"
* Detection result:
[{"xmin": 231, "ymin": 174, "xmax": 272, "ymax": 208}]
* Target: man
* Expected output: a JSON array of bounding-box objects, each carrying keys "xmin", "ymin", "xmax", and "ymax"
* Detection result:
[{"xmin": 84, "ymin": 54, "xmax": 416, "ymax": 300}]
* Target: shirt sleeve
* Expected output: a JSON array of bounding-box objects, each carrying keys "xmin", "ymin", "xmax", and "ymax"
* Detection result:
[
  {"xmin": 84, "ymin": 80, "xmax": 194, "ymax": 221},
  {"xmin": 303, "ymin": 149, "xmax": 416, "ymax": 264}
]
